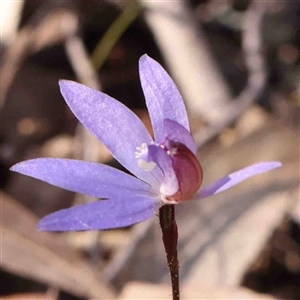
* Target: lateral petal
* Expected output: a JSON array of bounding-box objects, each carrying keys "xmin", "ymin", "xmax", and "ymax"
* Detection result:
[
  {"xmin": 139, "ymin": 55, "xmax": 190, "ymax": 143},
  {"xmin": 38, "ymin": 196, "xmax": 161, "ymax": 231},
  {"xmin": 10, "ymin": 158, "xmax": 155, "ymax": 199},
  {"xmin": 194, "ymin": 162, "xmax": 282, "ymax": 200},
  {"xmin": 59, "ymin": 80, "xmax": 160, "ymax": 186}
]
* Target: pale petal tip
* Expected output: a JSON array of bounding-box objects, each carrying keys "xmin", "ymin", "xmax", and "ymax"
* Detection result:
[
  {"xmin": 37, "ymin": 214, "xmax": 60, "ymax": 232},
  {"xmin": 139, "ymin": 54, "xmax": 154, "ymax": 66},
  {"xmin": 37, "ymin": 220, "xmax": 51, "ymax": 232},
  {"xmin": 10, "ymin": 161, "xmax": 25, "ymax": 172},
  {"xmin": 58, "ymin": 78, "xmax": 67, "ymax": 86},
  {"xmin": 139, "ymin": 53, "xmax": 149, "ymax": 62},
  {"xmin": 195, "ymin": 160, "xmax": 283, "ymax": 201},
  {"xmin": 10, "ymin": 164, "xmax": 17, "ymax": 172},
  {"xmin": 10, "ymin": 159, "xmax": 41, "ymax": 173},
  {"xmin": 58, "ymin": 79, "xmax": 76, "ymax": 90},
  {"xmin": 266, "ymin": 161, "xmax": 282, "ymax": 169},
  {"xmin": 37, "ymin": 223, "xmax": 45, "ymax": 231}
]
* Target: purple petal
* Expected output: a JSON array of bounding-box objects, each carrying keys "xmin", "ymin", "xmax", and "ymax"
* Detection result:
[
  {"xmin": 195, "ymin": 162, "xmax": 282, "ymax": 200},
  {"xmin": 139, "ymin": 55, "xmax": 190, "ymax": 143},
  {"xmin": 11, "ymin": 158, "xmax": 155, "ymax": 199},
  {"xmin": 59, "ymin": 80, "xmax": 160, "ymax": 186},
  {"xmin": 38, "ymin": 195, "xmax": 161, "ymax": 231},
  {"xmin": 163, "ymin": 119, "xmax": 197, "ymax": 154}
]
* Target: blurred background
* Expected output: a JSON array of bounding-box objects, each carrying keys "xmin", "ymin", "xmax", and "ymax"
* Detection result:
[{"xmin": 0, "ymin": 0, "xmax": 299, "ymax": 299}]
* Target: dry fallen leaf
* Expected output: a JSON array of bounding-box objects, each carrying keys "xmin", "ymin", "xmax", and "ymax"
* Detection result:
[
  {"xmin": 118, "ymin": 282, "xmax": 277, "ymax": 299},
  {"xmin": 1, "ymin": 293, "xmax": 55, "ymax": 300},
  {"xmin": 1, "ymin": 191, "xmax": 115, "ymax": 299}
]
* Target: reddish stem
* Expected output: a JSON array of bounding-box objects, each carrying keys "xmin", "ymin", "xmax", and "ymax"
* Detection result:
[{"xmin": 159, "ymin": 204, "xmax": 180, "ymax": 300}]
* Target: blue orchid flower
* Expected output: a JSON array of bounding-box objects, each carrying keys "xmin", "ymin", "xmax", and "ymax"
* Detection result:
[{"xmin": 10, "ymin": 55, "xmax": 281, "ymax": 232}]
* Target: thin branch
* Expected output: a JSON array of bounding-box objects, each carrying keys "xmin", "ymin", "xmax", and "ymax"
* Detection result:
[
  {"xmin": 65, "ymin": 36, "xmax": 100, "ymax": 90},
  {"xmin": 193, "ymin": 0, "xmax": 267, "ymax": 147},
  {"xmin": 63, "ymin": 14, "xmax": 103, "ymax": 165},
  {"xmin": 0, "ymin": 0, "xmax": 24, "ymax": 44},
  {"xmin": 0, "ymin": 9, "xmax": 78, "ymax": 108},
  {"xmin": 62, "ymin": 10, "xmax": 100, "ymax": 90},
  {"xmin": 103, "ymin": 218, "xmax": 154, "ymax": 282},
  {"xmin": 0, "ymin": 27, "xmax": 33, "ymax": 106},
  {"xmin": 139, "ymin": 0, "xmax": 232, "ymax": 124}
]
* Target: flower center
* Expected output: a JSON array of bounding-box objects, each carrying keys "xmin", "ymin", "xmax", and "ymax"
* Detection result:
[
  {"xmin": 136, "ymin": 141, "xmax": 203, "ymax": 203},
  {"xmin": 135, "ymin": 143, "xmax": 157, "ymax": 171}
]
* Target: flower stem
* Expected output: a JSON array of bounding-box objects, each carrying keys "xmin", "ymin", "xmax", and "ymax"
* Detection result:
[{"xmin": 159, "ymin": 204, "xmax": 180, "ymax": 300}]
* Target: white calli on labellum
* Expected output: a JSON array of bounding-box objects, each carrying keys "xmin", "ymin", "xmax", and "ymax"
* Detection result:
[{"xmin": 10, "ymin": 54, "xmax": 282, "ymax": 232}]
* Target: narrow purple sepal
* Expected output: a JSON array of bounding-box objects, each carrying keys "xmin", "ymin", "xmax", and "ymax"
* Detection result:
[
  {"xmin": 59, "ymin": 80, "xmax": 160, "ymax": 187},
  {"xmin": 38, "ymin": 196, "xmax": 161, "ymax": 231},
  {"xmin": 163, "ymin": 119, "xmax": 197, "ymax": 154},
  {"xmin": 10, "ymin": 158, "xmax": 155, "ymax": 199},
  {"xmin": 139, "ymin": 55, "xmax": 190, "ymax": 143},
  {"xmin": 195, "ymin": 162, "xmax": 282, "ymax": 200}
]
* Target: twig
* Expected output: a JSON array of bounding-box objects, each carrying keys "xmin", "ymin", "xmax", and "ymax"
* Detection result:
[
  {"xmin": 63, "ymin": 10, "xmax": 100, "ymax": 91},
  {"xmin": 139, "ymin": 0, "xmax": 231, "ymax": 124},
  {"xmin": 103, "ymin": 218, "xmax": 154, "ymax": 282},
  {"xmin": 0, "ymin": 9, "xmax": 79, "ymax": 107},
  {"xmin": 65, "ymin": 36, "xmax": 100, "ymax": 90},
  {"xmin": 193, "ymin": 0, "xmax": 267, "ymax": 147},
  {"xmin": 0, "ymin": 0, "xmax": 24, "ymax": 44},
  {"xmin": 63, "ymin": 13, "xmax": 103, "ymax": 165},
  {"xmin": 0, "ymin": 27, "xmax": 33, "ymax": 106}
]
